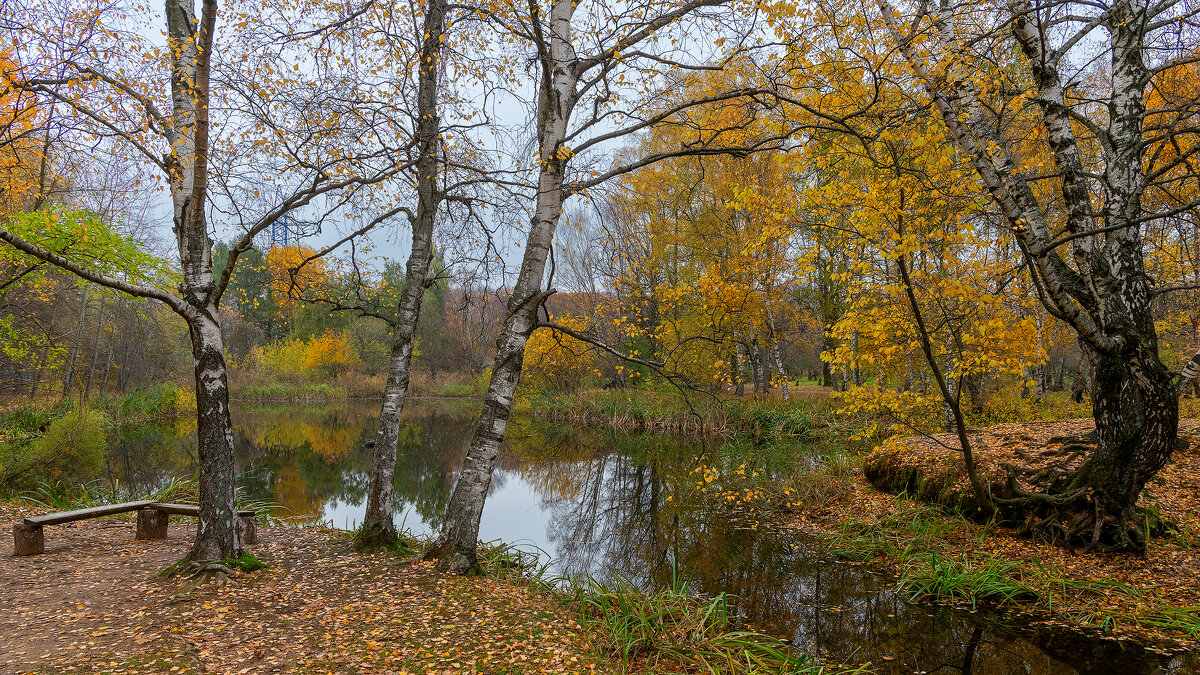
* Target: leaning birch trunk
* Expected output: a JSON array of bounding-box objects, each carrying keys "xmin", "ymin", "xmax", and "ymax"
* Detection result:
[
  {"xmin": 357, "ymin": 0, "xmax": 448, "ymax": 549},
  {"xmin": 423, "ymin": 0, "xmax": 578, "ymax": 574},
  {"xmin": 877, "ymin": 0, "xmax": 1181, "ymax": 549}
]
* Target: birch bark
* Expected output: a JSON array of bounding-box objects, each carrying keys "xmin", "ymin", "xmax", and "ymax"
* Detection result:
[
  {"xmin": 358, "ymin": 0, "xmax": 449, "ymax": 549},
  {"xmin": 424, "ymin": 0, "xmax": 579, "ymax": 574},
  {"xmin": 877, "ymin": 0, "xmax": 1183, "ymax": 549}
]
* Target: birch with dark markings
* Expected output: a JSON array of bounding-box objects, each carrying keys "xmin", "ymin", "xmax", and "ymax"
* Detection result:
[{"xmin": 877, "ymin": 0, "xmax": 1200, "ymax": 550}]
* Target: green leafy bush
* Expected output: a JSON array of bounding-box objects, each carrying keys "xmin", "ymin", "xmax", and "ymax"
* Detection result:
[{"xmin": 1, "ymin": 408, "xmax": 107, "ymax": 487}]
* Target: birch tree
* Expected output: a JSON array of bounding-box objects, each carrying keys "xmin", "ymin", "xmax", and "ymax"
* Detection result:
[
  {"xmin": 1, "ymin": 0, "xmax": 406, "ymax": 560},
  {"xmin": 874, "ymin": 0, "xmax": 1200, "ymax": 550},
  {"xmin": 422, "ymin": 0, "xmax": 798, "ymax": 573},
  {"xmin": 246, "ymin": 0, "xmax": 487, "ymax": 548}
]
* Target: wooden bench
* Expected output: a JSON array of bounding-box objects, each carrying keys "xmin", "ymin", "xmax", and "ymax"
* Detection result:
[{"xmin": 13, "ymin": 501, "xmax": 257, "ymax": 556}]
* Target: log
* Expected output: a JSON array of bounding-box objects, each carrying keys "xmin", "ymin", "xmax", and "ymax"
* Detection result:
[
  {"xmin": 13, "ymin": 524, "xmax": 44, "ymax": 556},
  {"xmin": 135, "ymin": 508, "xmax": 169, "ymax": 540},
  {"xmin": 24, "ymin": 500, "xmax": 157, "ymax": 527}
]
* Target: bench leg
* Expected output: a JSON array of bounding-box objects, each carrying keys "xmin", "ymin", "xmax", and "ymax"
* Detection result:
[
  {"xmin": 136, "ymin": 508, "xmax": 169, "ymax": 540},
  {"xmin": 13, "ymin": 524, "xmax": 44, "ymax": 556},
  {"xmin": 238, "ymin": 515, "xmax": 257, "ymax": 546}
]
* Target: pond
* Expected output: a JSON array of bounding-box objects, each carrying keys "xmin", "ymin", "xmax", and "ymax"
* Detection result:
[{"xmin": 99, "ymin": 401, "xmax": 1198, "ymax": 674}]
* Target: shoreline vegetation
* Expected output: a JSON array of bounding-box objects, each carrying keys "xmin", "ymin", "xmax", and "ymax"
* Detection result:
[
  {"xmin": 6, "ymin": 382, "xmax": 1200, "ymax": 666},
  {"xmin": 525, "ymin": 387, "xmax": 1200, "ymax": 652},
  {"xmin": 228, "ymin": 370, "xmax": 491, "ymax": 403}
]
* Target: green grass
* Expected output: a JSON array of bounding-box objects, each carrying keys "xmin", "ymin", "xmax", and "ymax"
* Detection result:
[
  {"xmin": 898, "ymin": 552, "xmax": 1038, "ymax": 610},
  {"xmin": 1140, "ymin": 606, "xmax": 1200, "ymax": 638},
  {"xmin": 235, "ymin": 381, "xmax": 349, "ymax": 401},
  {"xmin": 562, "ymin": 571, "xmax": 840, "ymax": 674},
  {"xmin": 0, "ymin": 405, "xmax": 62, "ymax": 438}
]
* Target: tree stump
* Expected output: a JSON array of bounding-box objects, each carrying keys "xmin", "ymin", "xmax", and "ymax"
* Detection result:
[
  {"xmin": 13, "ymin": 524, "xmax": 44, "ymax": 556},
  {"xmin": 135, "ymin": 508, "xmax": 169, "ymax": 540},
  {"xmin": 238, "ymin": 515, "xmax": 257, "ymax": 546}
]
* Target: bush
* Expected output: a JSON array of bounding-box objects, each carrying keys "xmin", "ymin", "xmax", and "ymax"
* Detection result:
[
  {"xmin": 0, "ymin": 405, "xmax": 62, "ymax": 437},
  {"xmin": 1, "ymin": 408, "xmax": 107, "ymax": 487},
  {"xmin": 116, "ymin": 382, "xmax": 194, "ymax": 419}
]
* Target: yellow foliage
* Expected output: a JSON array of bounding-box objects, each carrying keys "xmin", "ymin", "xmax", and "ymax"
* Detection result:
[
  {"xmin": 0, "ymin": 50, "xmax": 44, "ymax": 219},
  {"xmin": 301, "ymin": 330, "xmax": 359, "ymax": 376},
  {"xmin": 266, "ymin": 245, "xmax": 329, "ymax": 320},
  {"xmin": 522, "ymin": 314, "xmax": 597, "ymax": 393}
]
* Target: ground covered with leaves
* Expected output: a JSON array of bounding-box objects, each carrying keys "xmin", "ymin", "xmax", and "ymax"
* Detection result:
[
  {"xmin": 0, "ymin": 506, "xmax": 608, "ymax": 674},
  {"xmin": 786, "ymin": 419, "xmax": 1200, "ymax": 649}
]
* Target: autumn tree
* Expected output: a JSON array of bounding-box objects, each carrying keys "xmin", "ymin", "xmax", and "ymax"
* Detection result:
[
  {"xmin": 1, "ymin": 0, "xmax": 407, "ymax": 560},
  {"xmin": 423, "ymin": 0, "xmax": 801, "ymax": 573},
  {"xmin": 875, "ymin": 0, "xmax": 1200, "ymax": 549},
  {"xmin": 247, "ymin": 0, "xmax": 486, "ymax": 549}
]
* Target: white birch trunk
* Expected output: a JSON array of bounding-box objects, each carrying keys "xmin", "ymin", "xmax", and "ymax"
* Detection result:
[
  {"xmin": 425, "ymin": 0, "xmax": 579, "ymax": 574},
  {"xmin": 358, "ymin": 0, "xmax": 449, "ymax": 548},
  {"xmin": 167, "ymin": 0, "xmax": 241, "ymax": 561}
]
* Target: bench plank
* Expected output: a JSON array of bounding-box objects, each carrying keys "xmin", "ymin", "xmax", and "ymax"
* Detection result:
[
  {"xmin": 151, "ymin": 503, "xmax": 255, "ymax": 517},
  {"xmin": 24, "ymin": 500, "xmax": 157, "ymax": 527}
]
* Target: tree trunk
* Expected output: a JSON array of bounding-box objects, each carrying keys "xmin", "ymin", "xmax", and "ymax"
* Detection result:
[
  {"xmin": 851, "ymin": 330, "xmax": 863, "ymax": 387},
  {"xmin": 730, "ymin": 348, "xmax": 743, "ymax": 395},
  {"xmin": 28, "ymin": 343, "xmax": 47, "ymax": 401},
  {"xmin": 736, "ymin": 342, "xmax": 748, "ymax": 395},
  {"xmin": 358, "ymin": 0, "xmax": 447, "ymax": 550},
  {"xmin": 749, "ymin": 339, "xmax": 765, "ymax": 394},
  {"xmin": 764, "ymin": 297, "xmax": 789, "ymax": 400},
  {"xmin": 760, "ymin": 342, "xmax": 773, "ymax": 393},
  {"xmin": 424, "ymin": 0, "xmax": 577, "ymax": 574},
  {"xmin": 1061, "ymin": 347, "xmax": 1178, "ymax": 551},
  {"xmin": 83, "ymin": 296, "xmax": 106, "ymax": 400},
  {"xmin": 877, "ymin": 0, "xmax": 1185, "ymax": 550},
  {"xmin": 187, "ymin": 308, "xmax": 241, "ymax": 561},
  {"xmin": 820, "ymin": 345, "xmax": 833, "ymax": 388},
  {"xmin": 62, "ymin": 285, "xmax": 89, "ymax": 397}
]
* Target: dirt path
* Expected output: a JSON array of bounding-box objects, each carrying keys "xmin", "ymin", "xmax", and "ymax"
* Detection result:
[{"xmin": 1, "ymin": 505, "xmax": 604, "ymax": 674}]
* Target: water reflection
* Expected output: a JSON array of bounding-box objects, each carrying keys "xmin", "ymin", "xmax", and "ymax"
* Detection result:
[{"xmin": 98, "ymin": 402, "xmax": 1197, "ymax": 674}]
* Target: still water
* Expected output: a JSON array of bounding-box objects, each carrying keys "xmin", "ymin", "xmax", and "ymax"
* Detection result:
[{"xmin": 100, "ymin": 401, "xmax": 1198, "ymax": 674}]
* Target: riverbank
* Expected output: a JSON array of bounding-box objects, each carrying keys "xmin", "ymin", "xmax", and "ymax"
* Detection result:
[
  {"xmin": 529, "ymin": 388, "xmax": 1200, "ymax": 652},
  {"xmin": 523, "ymin": 385, "xmax": 839, "ymax": 436},
  {"xmin": 228, "ymin": 370, "xmax": 488, "ymax": 403},
  {"xmin": 0, "ymin": 501, "xmax": 830, "ymax": 674},
  {"xmin": 789, "ymin": 418, "xmax": 1200, "ymax": 649}
]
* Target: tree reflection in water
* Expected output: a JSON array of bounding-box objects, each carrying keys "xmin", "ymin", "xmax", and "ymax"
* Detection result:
[{"xmin": 102, "ymin": 404, "xmax": 1197, "ymax": 674}]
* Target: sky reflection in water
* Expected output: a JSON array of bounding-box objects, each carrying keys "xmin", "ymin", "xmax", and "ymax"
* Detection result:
[{"xmin": 100, "ymin": 401, "xmax": 1199, "ymax": 675}]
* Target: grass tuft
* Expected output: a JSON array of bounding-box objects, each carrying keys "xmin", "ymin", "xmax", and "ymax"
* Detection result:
[
  {"xmin": 562, "ymin": 570, "xmax": 839, "ymax": 674},
  {"xmin": 898, "ymin": 552, "xmax": 1038, "ymax": 610}
]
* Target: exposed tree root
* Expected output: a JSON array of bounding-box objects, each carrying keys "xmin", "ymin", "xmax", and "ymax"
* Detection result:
[
  {"xmin": 186, "ymin": 561, "xmax": 240, "ymax": 583},
  {"xmin": 864, "ymin": 421, "xmax": 1198, "ymax": 554},
  {"xmin": 988, "ymin": 464, "xmax": 1149, "ymax": 553}
]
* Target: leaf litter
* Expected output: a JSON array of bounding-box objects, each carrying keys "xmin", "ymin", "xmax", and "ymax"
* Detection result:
[{"xmin": 0, "ymin": 509, "xmax": 608, "ymax": 674}]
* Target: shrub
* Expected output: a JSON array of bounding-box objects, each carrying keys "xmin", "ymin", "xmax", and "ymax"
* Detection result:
[{"xmin": 1, "ymin": 408, "xmax": 107, "ymax": 487}]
